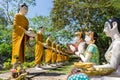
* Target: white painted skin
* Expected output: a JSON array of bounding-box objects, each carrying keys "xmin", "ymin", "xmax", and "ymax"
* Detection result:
[
  {"xmin": 84, "ymin": 35, "xmax": 91, "ymax": 44},
  {"xmin": 19, "ymin": 6, "xmax": 28, "ymax": 15},
  {"xmin": 75, "ymin": 41, "xmax": 86, "ymax": 56},
  {"xmin": 74, "ymin": 36, "xmax": 80, "ymax": 42},
  {"xmin": 69, "ymin": 45, "xmax": 76, "ymax": 52},
  {"xmin": 80, "ymin": 52, "xmax": 92, "ymax": 62}
]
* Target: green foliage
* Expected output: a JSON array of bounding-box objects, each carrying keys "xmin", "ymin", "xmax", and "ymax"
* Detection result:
[
  {"xmin": 51, "ymin": 0, "xmax": 120, "ymax": 30},
  {"xmin": 3, "ymin": 59, "xmax": 12, "ymax": 69},
  {"xmin": 0, "ymin": 25, "xmax": 12, "ymax": 64},
  {"xmin": 51, "ymin": 0, "xmax": 120, "ymax": 63},
  {"xmin": 1, "ymin": 0, "xmax": 120, "ymax": 67},
  {"xmin": 25, "ymin": 45, "xmax": 35, "ymax": 62},
  {"xmin": 29, "ymin": 16, "xmax": 54, "ymax": 36},
  {"xmin": 0, "ymin": 0, "xmax": 36, "ymax": 24},
  {"xmin": 23, "ymin": 61, "xmax": 35, "ymax": 68},
  {"xmin": 29, "ymin": 16, "xmax": 76, "ymax": 44}
]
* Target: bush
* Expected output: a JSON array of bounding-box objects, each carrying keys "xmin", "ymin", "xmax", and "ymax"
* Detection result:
[
  {"xmin": 3, "ymin": 59, "xmax": 12, "ymax": 69},
  {"xmin": 23, "ymin": 61, "xmax": 35, "ymax": 68}
]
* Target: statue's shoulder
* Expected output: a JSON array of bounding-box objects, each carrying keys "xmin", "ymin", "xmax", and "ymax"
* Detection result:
[
  {"xmin": 113, "ymin": 41, "xmax": 120, "ymax": 48},
  {"xmin": 14, "ymin": 13, "xmax": 24, "ymax": 18}
]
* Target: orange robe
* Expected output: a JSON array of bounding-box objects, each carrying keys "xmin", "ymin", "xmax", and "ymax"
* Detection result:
[
  {"xmin": 60, "ymin": 47, "xmax": 63, "ymax": 62},
  {"xmin": 51, "ymin": 41, "xmax": 57, "ymax": 63},
  {"xmin": 12, "ymin": 13, "xmax": 29, "ymax": 64},
  {"xmin": 56, "ymin": 45, "xmax": 62, "ymax": 62},
  {"xmin": 64, "ymin": 50, "xmax": 69, "ymax": 61},
  {"xmin": 45, "ymin": 38, "xmax": 52, "ymax": 63},
  {"xmin": 35, "ymin": 32, "xmax": 44, "ymax": 65},
  {"xmin": 61, "ymin": 49, "xmax": 65, "ymax": 62}
]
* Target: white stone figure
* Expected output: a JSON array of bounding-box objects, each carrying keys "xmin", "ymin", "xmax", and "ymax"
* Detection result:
[
  {"xmin": 75, "ymin": 41, "xmax": 86, "ymax": 56},
  {"xmin": 74, "ymin": 32, "xmax": 86, "ymax": 56},
  {"xmin": 94, "ymin": 18, "xmax": 120, "ymax": 71},
  {"xmin": 68, "ymin": 31, "xmax": 86, "ymax": 56},
  {"xmin": 79, "ymin": 31, "xmax": 99, "ymax": 65}
]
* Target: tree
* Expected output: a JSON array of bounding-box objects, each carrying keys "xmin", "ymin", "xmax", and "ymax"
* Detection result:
[
  {"xmin": 0, "ymin": 7, "xmax": 11, "ymax": 63},
  {"xmin": 50, "ymin": 0, "xmax": 120, "ymax": 63},
  {"xmin": 0, "ymin": 0, "xmax": 36, "ymax": 64},
  {"xmin": 0, "ymin": 0, "xmax": 36, "ymax": 25},
  {"xmin": 29, "ymin": 15, "xmax": 75, "ymax": 45}
]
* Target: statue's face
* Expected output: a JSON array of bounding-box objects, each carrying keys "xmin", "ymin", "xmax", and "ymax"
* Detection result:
[
  {"xmin": 84, "ymin": 31, "xmax": 93, "ymax": 44},
  {"xmin": 103, "ymin": 22, "xmax": 112, "ymax": 37},
  {"xmin": 40, "ymin": 28, "xmax": 44, "ymax": 32},
  {"xmin": 74, "ymin": 36, "xmax": 80, "ymax": 41},
  {"xmin": 20, "ymin": 6, "xmax": 28, "ymax": 15},
  {"xmin": 85, "ymin": 35, "xmax": 91, "ymax": 44}
]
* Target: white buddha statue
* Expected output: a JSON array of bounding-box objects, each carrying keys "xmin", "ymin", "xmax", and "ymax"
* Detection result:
[{"xmin": 92, "ymin": 18, "xmax": 120, "ymax": 75}]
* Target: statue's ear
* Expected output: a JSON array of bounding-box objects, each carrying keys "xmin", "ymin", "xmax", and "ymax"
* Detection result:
[{"xmin": 112, "ymin": 21, "xmax": 118, "ymax": 29}]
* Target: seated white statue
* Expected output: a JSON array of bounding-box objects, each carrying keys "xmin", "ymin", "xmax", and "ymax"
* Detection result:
[
  {"xmin": 75, "ymin": 41, "xmax": 86, "ymax": 56},
  {"xmin": 79, "ymin": 31, "xmax": 99, "ymax": 65},
  {"xmin": 68, "ymin": 32, "xmax": 86, "ymax": 55},
  {"xmin": 93, "ymin": 18, "xmax": 120, "ymax": 74}
]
